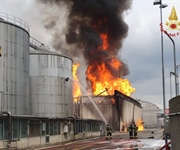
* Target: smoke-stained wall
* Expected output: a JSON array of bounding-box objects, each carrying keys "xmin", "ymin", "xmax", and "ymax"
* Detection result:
[{"xmin": 81, "ymin": 91, "xmax": 142, "ymax": 131}]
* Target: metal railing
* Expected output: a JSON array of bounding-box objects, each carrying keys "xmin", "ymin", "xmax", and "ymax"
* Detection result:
[
  {"xmin": 0, "ymin": 12, "xmax": 29, "ymax": 33},
  {"xmin": 30, "ymin": 36, "xmax": 50, "ymax": 51}
]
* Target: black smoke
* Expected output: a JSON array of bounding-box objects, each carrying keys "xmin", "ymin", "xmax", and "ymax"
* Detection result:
[{"xmin": 38, "ymin": 0, "xmax": 132, "ymax": 78}]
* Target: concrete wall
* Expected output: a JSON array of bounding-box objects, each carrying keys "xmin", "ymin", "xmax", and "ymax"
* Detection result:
[
  {"xmin": 169, "ymin": 95, "xmax": 180, "ymax": 150},
  {"xmin": 82, "ymin": 104, "xmax": 113, "ymax": 126},
  {"xmin": 0, "ymin": 131, "xmax": 101, "ymax": 149}
]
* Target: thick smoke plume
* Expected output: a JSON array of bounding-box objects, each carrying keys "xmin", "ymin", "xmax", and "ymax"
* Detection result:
[{"xmin": 38, "ymin": 0, "xmax": 132, "ymax": 79}]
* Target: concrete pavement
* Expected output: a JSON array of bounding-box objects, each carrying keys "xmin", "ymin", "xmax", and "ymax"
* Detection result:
[{"xmin": 35, "ymin": 128, "xmax": 167, "ymax": 150}]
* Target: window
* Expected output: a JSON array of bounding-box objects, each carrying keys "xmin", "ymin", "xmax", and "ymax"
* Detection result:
[
  {"xmin": 0, "ymin": 120, "xmax": 3, "ymax": 140},
  {"xmin": 86, "ymin": 122, "xmax": 91, "ymax": 132},
  {"xmin": 41, "ymin": 122, "xmax": 46, "ymax": 136},
  {"xmin": 29, "ymin": 120, "xmax": 40, "ymax": 137},
  {"xmin": 20, "ymin": 120, "xmax": 27, "ymax": 138},
  {"xmin": 12, "ymin": 119, "xmax": 20, "ymax": 139},
  {"xmin": 46, "ymin": 121, "xmax": 49, "ymax": 135},
  {"xmin": 4, "ymin": 120, "xmax": 9, "ymax": 140},
  {"xmin": 50, "ymin": 120, "xmax": 60, "ymax": 135},
  {"xmin": 92, "ymin": 122, "xmax": 99, "ymax": 132}
]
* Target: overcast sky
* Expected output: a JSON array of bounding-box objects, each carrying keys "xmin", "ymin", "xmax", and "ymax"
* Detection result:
[
  {"xmin": 0, "ymin": 0, "xmax": 180, "ymax": 109},
  {"xmin": 122, "ymin": 0, "xmax": 180, "ymax": 109}
]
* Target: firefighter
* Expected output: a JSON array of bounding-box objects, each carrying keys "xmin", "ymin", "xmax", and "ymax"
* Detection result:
[
  {"xmin": 106, "ymin": 124, "xmax": 112, "ymax": 140},
  {"xmin": 134, "ymin": 124, "xmax": 138, "ymax": 139},
  {"xmin": 128, "ymin": 124, "xmax": 134, "ymax": 139}
]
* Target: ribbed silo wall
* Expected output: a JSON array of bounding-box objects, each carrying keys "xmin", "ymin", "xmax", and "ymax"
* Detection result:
[
  {"xmin": 30, "ymin": 51, "xmax": 73, "ymax": 118},
  {"xmin": 0, "ymin": 16, "xmax": 30, "ymax": 115}
]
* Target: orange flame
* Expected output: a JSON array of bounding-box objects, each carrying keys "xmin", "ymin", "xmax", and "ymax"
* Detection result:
[
  {"xmin": 99, "ymin": 33, "xmax": 109, "ymax": 50},
  {"xmin": 73, "ymin": 63, "xmax": 82, "ymax": 102},
  {"xmin": 73, "ymin": 32, "xmax": 135, "ymax": 98},
  {"xmin": 136, "ymin": 118, "xmax": 144, "ymax": 131},
  {"xmin": 86, "ymin": 61, "xmax": 135, "ymax": 96},
  {"xmin": 86, "ymin": 32, "xmax": 135, "ymax": 96}
]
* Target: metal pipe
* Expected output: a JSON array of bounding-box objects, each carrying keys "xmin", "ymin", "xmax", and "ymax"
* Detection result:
[
  {"xmin": 153, "ymin": 0, "xmax": 168, "ymax": 144},
  {"xmin": 170, "ymin": 72, "xmax": 175, "ymax": 98},
  {"xmin": 164, "ymin": 30, "xmax": 178, "ymax": 96},
  {"xmin": 159, "ymin": 1, "xmax": 167, "ymax": 123},
  {"xmin": 95, "ymin": 88, "xmax": 108, "ymax": 97},
  {"xmin": 176, "ymin": 64, "xmax": 180, "ymax": 95}
]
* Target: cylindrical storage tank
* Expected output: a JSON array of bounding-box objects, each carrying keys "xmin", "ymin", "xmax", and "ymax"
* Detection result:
[
  {"xmin": 169, "ymin": 96, "xmax": 180, "ymax": 150},
  {"xmin": 30, "ymin": 50, "xmax": 73, "ymax": 118},
  {"xmin": 0, "ymin": 13, "xmax": 30, "ymax": 115}
]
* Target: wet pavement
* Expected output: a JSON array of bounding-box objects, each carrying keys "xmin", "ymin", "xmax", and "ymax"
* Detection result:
[{"xmin": 37, "ymin": 128, "xmax": 169, "ymax": 150}]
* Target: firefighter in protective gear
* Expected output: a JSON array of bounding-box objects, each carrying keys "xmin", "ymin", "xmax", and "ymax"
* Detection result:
[
  {"xmin": 128, "ymin": 124, "xmax": 134, "ymax": 139},
  {"xmin": 106, "ymin": 124, "xmax": 112, "ymax": 140},
  {"xmin": 134, "ymin": 124, "xmax": 138, "ymax": 139}
]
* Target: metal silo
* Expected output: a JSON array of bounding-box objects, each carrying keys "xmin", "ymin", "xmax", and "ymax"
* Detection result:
[
  {"xmin": 0, "ymin": 12, "xmax": 30, "ymax": 115},
  {"xmin": 30, "ymin": 50, "xmax": 73, "ymax": 118}
]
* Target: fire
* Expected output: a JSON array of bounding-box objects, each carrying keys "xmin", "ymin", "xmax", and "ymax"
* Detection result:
[
  {"xmin": 72, "ymin": 31, "xmax": 135, "ymax": 98},
  {"xmin": 73, "ymin": 63, "xmax": 82, "ymax": 102},
  {"xmin": 86, "ymin": 62, "xmax": 135, "ymax": 96},
  {"xmin": 99, "ymin": 33, "xmax": 109, "ymax": 50},
  {"xmin": 136, "ymin": 118, "xmax": 144, "ymax": 131},
  {"xmin": 86, "ymin": 32, "xmax": 135, "ymax": 96}
]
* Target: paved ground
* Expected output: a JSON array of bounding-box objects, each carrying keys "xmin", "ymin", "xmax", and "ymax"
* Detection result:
[
  {"xmin": 116, "ymin": 128, "xmax": 164, "ymax": 139},
  {"xmin": 36, "ymin": 128, "xmax": 169, "ymax": 150}
]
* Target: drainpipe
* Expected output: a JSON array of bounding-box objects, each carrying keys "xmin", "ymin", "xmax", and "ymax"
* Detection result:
[{"xmin": 0, "ymin": 111, "xmax": 12, "ymax": 147}]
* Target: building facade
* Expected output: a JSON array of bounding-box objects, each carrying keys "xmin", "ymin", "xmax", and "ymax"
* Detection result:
[
  {"xmin": 0, "ymin": 12, "xmax": 104, "ymax": 149},
  {"xmin": 138, "ymin": 100, "xmax": 161, "ymax": 128}
]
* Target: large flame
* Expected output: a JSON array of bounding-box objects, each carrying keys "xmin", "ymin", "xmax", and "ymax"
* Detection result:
[
  {"xmin": 86, "ymin": 61, "xmax": 135, "ymax": 96},
  {"xmin": 72, "ymin": 33, "xmax": 135, "ymax": 99},
  {"xmin": 86, "ymin": 32, "xmax": 135, "ymax": 96},
  {"xmin": 73, "ymin": 63, "xmax": 82, "ymax": 102}
]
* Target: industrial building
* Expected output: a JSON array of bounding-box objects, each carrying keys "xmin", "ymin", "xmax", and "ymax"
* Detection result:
[
  {"xmin": 0, "ymin": 12, "xmax": 144, "ymax": 149},
  {"xmin": 138, "ymin": 100, "xmax": 162, "ymax": 128},
  {"xmin": 0, "ymin": 12, "xmax": 103, "ymax": 149},
  {"xmin": 76, "ymin": 90, "xmax": 143, "ymax": 132}
]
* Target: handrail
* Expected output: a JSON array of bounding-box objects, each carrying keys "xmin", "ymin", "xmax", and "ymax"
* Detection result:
[
  {"xmin": 0, "ymin": 12, "xmax": 29, "ymax": 33},
  {"xmin": 159, "ymin": 141, "xmax": 171, "ymax": 150},
  {"xmin": 30, "ymin": 36, "xmax": 50, "ymax": 51}
]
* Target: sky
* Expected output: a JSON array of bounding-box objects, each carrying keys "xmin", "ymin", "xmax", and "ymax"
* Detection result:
[
  {"xmin": 0, "ymin": 0, "xmax": 180, "ymax": 109},
  {"xmin": 122, "ymin": 0, "xmax": 180, "ymax": 109}
]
